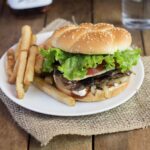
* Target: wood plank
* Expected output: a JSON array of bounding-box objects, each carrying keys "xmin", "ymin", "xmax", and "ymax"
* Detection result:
[
  {"xmin": 126, "ymin": 128, "xmax": 150, "ymax": 150},
  {"xmin": 128, "ymin": 30, "xmax": 144, "ymax": 55},
  {"xmin": 129, "ymin": 30, "xmax": 143, "ymax": 49},
  {"xmin": 94, "ymin": 0, "xmax": 121, "ymax": 24},
  {"xmin": 46, "ymin": 0, "xmax": 92, "ymax": 24},
  {"xmin": 0, "ymin": 101, "xmax": 28, "ymax": 150},
  {"xmin": 30, "ymin": 135, "xmax": 92, "ymax": 150},
  {"xmin": 94, "ymin": 132, "xmax": 128, "ymax": 150},
  {"xmin": 0, "ymin": 0, "xmax": 4, "ymax": 13},
  {"xmin": 143, "ymin": 30, "xmax": 150, "ymax": 55},
  {"xmin": 95, "ymin": 128, "xmax": 150, "ymax": 150}
]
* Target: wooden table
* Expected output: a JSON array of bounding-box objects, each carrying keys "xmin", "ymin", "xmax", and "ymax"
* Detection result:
[{"xmin": 0, "ymin": 0, "xmax": 150, "ymax": 149}]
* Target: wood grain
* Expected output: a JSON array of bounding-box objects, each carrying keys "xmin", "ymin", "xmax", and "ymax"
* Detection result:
[
  {"xmin": 93, "ymin": 0, "xmax": 121, "ymax": 24},
  {"xmin": 143, "ymin": 30, "xmax": 150, "ymax": 55},
  {"xmin": 0, "ymin": 0, "xmax": 4, "ymax": 14},
  {"xmin": 94, "ymin": 132, "xmax": 128, "ymax": 150},
  {"xmin": 0, "ymin": 101, "xmax": 28, "ymax": 150},
  {"xmin": 126, "ymin": 128, "xmax": 150, "ymax": 150},
  {"xmin": 95, "ymin": 128, "xmax": 150, "ymax": 150},
  {"xmin": 30, "ymin": 135, "xmax": 92, "ymax": 150},
  {"xmin": 0, "ymin": 4, "xmax": 45, "ymax": 56},
  {"xmin": 46, "ymin": 0, "xmax": 92, "ymax": 24},
  {"xmin": 128, "ymin": 30, "xmax": 144, "ymax": 55},
  {"xmin": 129, "ymin": 30, "xmax": 143, "ymax": 49}
]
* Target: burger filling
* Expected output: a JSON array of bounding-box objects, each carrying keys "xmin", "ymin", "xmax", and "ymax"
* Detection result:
[{"xmin": 40, "ymin": 48, "xmax": 141, "ymax": 97}]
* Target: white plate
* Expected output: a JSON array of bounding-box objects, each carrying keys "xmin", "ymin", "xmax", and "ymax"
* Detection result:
[{"xmin": 0, "ymin": 32, "xmax": 144, "ymax": 116}]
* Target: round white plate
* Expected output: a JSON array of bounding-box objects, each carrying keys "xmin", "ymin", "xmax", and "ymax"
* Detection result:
[{"xmin": 0, "ymin": 32, "xmax": 144, "ymax": 116}]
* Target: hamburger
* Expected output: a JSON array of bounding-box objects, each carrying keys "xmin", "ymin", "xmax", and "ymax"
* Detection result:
[{"xmin": 40, "ymin": 23, "xmax": 141, "ymax": 102}]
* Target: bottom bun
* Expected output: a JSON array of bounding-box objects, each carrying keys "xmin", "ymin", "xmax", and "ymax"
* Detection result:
[{"xmin": 77, "ymin": 81, "xmax": 129, "ymax": 102}]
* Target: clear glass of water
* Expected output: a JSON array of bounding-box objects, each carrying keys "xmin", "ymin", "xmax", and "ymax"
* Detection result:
[{"xmin": 122, "ymin": 0, "xmax": 150, "ymax": 29}]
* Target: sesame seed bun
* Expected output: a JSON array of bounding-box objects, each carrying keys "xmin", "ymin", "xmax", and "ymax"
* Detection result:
[{"xmin": 47, "ymin": 23, "xmax": 132, "ymax": 54}]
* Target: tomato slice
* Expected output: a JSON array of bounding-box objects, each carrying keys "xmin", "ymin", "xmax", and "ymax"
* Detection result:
[{"xmin": 87, "ymin": 65, "xmax": 104, "ymax": 75}]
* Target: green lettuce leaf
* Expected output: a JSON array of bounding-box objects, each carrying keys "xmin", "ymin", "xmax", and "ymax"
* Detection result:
[
  {"xmin": 40, "ymin": 48, "xmax": 141, "ymax": 80},
  {"xmin": 114, "ymin": 49, "xmax": 141, "ymax": 72},
  {"xmin": 104, "ymin": 55, "xmax": 115, "ymax": 70},
  {"xmin": 40, "ymin": 48, "xmax": 71, "ymax": 73},
  {"xmin": 82, "ymin": 55, "xmax": 103, "ymax": 68},
  {"xmin": 58, "ymin": 55, "xmax": 104, "ymax": 80},
  {"xmin": 58, "ymin": 56, "xmax": 87, "ymax": 80}
]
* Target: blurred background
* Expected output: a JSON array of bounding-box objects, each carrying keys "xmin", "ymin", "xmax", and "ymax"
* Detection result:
[{"xmin": 0, "ymin": 0, "xmax": 150, "ymax": 55}]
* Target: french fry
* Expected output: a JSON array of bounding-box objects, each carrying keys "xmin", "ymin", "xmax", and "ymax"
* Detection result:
[
  {"xmin": 24, "ymin": 34, "xmax": 37, "ymax": 92},
  {"xmin": 24, "ymin": 36, "xmax": 37, "ymax": 92},
  {"xmin": 33, "ymin": 77, "xmax": 76, "ymax": 106},
  {"xmin": 15, "ymin": 25, "xmax": 32, "ymax": 59},
  {"xmin": 8, "ymin": 59, "xmax": 19, "ymax": 84},
  {"xmin": 6, "ymin": 49, "xmax": 15, "ymax": 78},
  {"xmin": 30, "ymin": 34, "xmax": 36, "ymax": 46},
  {"xmin": 16, "ymin": 25, "xmax": 32, "ymax": 98},
  {"xmin": 34, "ymin": 53, "xmax": 44, "ymax": 74},
  {"xmin": 44, "ymin": 76, "xmax": 53, "ymax": 85},
  {"xmin": 20, "ymin": 25, "xmax": 32, "ymax": 51},
  {"xmin": 16, "ymin": 51, "xmax": 28, "ymax": 99},
  {"xmin": 24, "ymin": 45, "xmax": 38, "ymax": 86},
  {"xmin": 15, "ymin": 38, "xmax": 22, "ymax": 60},
  {"xmin": 13, "ymin": 26, "xmax": 33, "ymax": 84}
]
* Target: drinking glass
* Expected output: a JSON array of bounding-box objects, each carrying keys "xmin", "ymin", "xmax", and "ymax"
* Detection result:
[{"xmin": 122, "ymin": 0, "xmax": 150, "ymax": 29}]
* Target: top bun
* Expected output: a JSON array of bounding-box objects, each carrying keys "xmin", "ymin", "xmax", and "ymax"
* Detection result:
[{"xmin": 48, "ymin": 23, "xmax": 132, "ymax": 54}]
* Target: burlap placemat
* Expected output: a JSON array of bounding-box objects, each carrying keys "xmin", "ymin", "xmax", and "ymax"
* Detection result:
[{"xmin": 0, "ymin": 19, "xmax": 150, "ymax": 146}]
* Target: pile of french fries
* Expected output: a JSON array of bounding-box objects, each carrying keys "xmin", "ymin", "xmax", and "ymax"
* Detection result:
[
  {"xmin": 6, "ymin": 25, "xmax": 38, "ymax": 98},
  {"xmin": 6, "ymin": 25, "xmax": 75, "ymax": 106}
]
